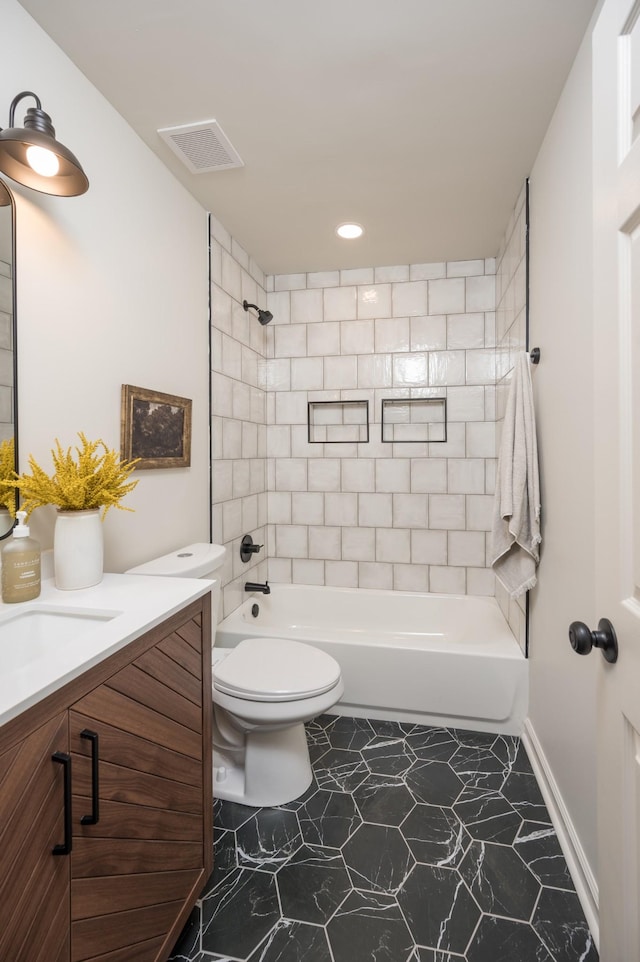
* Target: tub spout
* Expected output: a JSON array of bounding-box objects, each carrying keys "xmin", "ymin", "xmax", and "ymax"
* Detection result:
[{"xmin": 245, "ymin": 581, "xmax": 271, "ymax": 595}]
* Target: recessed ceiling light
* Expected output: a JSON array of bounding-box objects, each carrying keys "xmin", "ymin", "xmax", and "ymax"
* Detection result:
[{"xmin": 336, "ymin": 222, "xmax": 364, "ymax": 239}]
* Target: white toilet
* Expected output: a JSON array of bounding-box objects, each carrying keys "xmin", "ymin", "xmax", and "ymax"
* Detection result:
[{"xmin": 126, "ymin": 544, "xmax": 344, "ymax": 807}]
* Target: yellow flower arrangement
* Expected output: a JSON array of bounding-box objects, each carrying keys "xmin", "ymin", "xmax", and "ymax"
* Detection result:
[
  {"xmin": 0, "ymin": 437, "xmax": 16, "ymax": 517},
  {"xmin": 5, "ymin": 433, "xmax": 139, "ymax": 518}
]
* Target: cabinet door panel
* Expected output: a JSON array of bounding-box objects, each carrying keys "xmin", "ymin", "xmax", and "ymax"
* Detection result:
[
  {"xmin": 33, "ymin": 887, "xmax": 72, "ymax": 962},
  {"xmin": 174, "ymin": 616, "xmax": 204, "ymax": 654},
  {"xmin": 0, "ymin": 712, "xmax": 67, "ymax": 859},
  {"xmin": 73, "ymin": 837, "xmax": 203, "ymax": 877},
  {"xmin": 158, "ymin": 631, "xmax": 202, "ymax": 678},
  {"xmin": 0, "ymin": 740, "xmax": 20, "ymax": 789},
  {"xmin": 73, "ymin": 756, "xmax": 201, "ymax": 812},
  {"xmin": 72, "ymin": 685, "xmax": 201, "ymax": 759},
  {"xmin": 133, "ymin": 644, "xmax": 202, "ymax": 705},
  {"xmin": 71, "ymin": 613, "xmax": 209, "ymax": 962},
  {"xmin": 70, "ymin": 712, "xmax": 201, "ymax": 786},
  {"xmin": 78, "ymin": 936, "xmax": 166, "ymax": 962},
  {"xmin": 72, "ymin": 900, "xmax": 185, "ymax": 962},
  {"xmin": 106, "ymin": 662, "xmax": 202, "ymax": 733},
  {"xmin": 1, "ymin": 778, "xmax": 67, "ymax": 959},
  {"xmin": 72, "ymin": 796, "xmax": 202, "ymax": 841},
  {"xmin": 0, "ymin": 713, "xmax": 70, "ymax": 962},
  {"xmin": 72, "ymin": 869, "xmax": 200, "ymax": 918}
]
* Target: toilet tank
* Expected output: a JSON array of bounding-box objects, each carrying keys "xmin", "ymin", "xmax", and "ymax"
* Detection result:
[
  {"xmin": 125, "ymin": 543, "xmax": 226, "ymax": 579},
  {"xmin": 125, "ymin": 542, "xmax": 226, "ymax": 643}
]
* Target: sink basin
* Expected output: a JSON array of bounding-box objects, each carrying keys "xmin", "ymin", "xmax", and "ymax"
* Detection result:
[{"xmin": 0, "ymin": 606, "xmax": 120, "ymax": 674}]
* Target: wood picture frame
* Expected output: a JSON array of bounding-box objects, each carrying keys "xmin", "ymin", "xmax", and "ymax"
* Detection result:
[{"xmin": 121, "ymin": 384, "xmax": 192, "ymax": 469}]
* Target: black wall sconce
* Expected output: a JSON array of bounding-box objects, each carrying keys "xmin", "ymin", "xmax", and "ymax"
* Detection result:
[
  {"xmin": 0, "ymin": 91, "xmax": 89, "ymax": 196},
  {"xmin": 243, "ymin": 299, "xmax": 273, "ymax": 326}
]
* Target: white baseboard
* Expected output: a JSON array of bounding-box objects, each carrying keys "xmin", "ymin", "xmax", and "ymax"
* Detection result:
[{"xmin": 522, "ymin": 719, "xmax": 599, "ymax": 950}]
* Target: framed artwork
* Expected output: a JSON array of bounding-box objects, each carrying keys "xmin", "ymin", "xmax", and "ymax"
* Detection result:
[{"xmin": 121, "ymin": 384, "xmax": 192, "ymax": 469}]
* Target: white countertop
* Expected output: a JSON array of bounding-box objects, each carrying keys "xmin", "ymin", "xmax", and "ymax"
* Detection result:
[{"xmin": 0, "ymin": 573, "xmax": 213, "ymax": 728}]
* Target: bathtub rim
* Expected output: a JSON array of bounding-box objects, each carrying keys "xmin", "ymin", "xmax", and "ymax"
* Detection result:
[{"xmin": 217, "ymin": 582, "xmax": 522, "ymax": 660}]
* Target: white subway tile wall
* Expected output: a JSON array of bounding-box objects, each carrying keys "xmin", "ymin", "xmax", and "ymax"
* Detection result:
[
  {"xmin": 211, "ymin": 216, "xmax": 514, "ymax": 614},
  {"xmin": 265, "ymin": 258, "xmax": 497, "ymax": 597},
  {"xmin": 494, "ymin": 182, "xmax": 528, "ymax": 652},
  {"xmin": 210, "ymin": 215, "xmax": 269, "ymax": 618}
]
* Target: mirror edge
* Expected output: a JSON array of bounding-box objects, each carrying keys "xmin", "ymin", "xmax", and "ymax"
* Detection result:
[{"xmin": 0, "ymin": 177, "xmax": 18, "ymax": 540}]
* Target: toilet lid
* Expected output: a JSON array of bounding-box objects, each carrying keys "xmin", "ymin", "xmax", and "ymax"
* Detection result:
[{"xmin": 213, "ymin": 637, "xmax": 341, "ymax": 702}]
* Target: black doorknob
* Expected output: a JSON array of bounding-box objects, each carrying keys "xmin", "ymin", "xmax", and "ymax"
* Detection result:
[{"xmin": 568, "ymin": 618, "xmax": 618, "ymax": 663}]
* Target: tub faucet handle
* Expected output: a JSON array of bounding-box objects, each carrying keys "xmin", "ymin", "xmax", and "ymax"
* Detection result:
[{"xmin": 240, "ymin": 534, "xmax": 263, "ymax": 563}]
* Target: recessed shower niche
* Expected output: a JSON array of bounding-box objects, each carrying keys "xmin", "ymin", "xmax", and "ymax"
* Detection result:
[
  {"xmin": 381, "ymin": 397, "xmax": 447, "ymax": 443},
  {"xmin": 307, "ymin": 400, "xmax": 369, "ymax": 444}
]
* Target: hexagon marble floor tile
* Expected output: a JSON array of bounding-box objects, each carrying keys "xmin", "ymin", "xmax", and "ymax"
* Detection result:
[{"xmin": 168, "ymin": 715, "xmax": 598, "ymax": 962}]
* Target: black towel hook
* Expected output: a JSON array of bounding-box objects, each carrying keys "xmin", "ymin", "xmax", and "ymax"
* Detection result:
[{"xmin": 529, "ymin": 348, "xmax": 541, "ymax": 364}]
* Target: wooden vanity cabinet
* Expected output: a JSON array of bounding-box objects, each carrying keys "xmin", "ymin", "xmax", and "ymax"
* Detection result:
[
  {"xmin": 0, "ymin": 712, "xmax": 71, "ymax": 962},
  {"xmin": 0, "ymin": 595, "xmax": 212, "ymax": 962}
]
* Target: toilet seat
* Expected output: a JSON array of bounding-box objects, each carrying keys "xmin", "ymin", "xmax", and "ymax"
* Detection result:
[{"xmin": 213, "ymin": 637, "xmax": 341, "ymax": 702}]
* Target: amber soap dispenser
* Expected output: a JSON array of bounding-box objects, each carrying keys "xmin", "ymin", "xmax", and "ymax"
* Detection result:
[{"xmin": 1, "ymin": 510, "xmax": 41, "ymax": 603}]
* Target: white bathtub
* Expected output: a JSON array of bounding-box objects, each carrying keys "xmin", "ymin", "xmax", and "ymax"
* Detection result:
[{"xmin": 215, "ymin": 584, "xmax": 528, "ymax": 735}]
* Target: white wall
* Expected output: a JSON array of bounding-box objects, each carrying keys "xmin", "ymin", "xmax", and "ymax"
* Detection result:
[
  {"xmin": 2, "ymin": 0, "xmax": 210, "ymax": 571},
  {"xmin": 528, "ymin": 29, "xmax": 598, "ymax": 886}
]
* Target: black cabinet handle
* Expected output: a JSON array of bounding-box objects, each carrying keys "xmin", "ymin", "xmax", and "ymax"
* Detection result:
[
  {"xmin": 51, "ymin": 752, "xmax": 72, "ymax": 855},
  {"xmin": 80, "ymin": 729, "xmax": 100, "ymax": 825}
]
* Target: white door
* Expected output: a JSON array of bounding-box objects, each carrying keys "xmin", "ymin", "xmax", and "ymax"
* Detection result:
[{"xmin": 593, "ymin": 0, "xmax": 640, "ymax": 958}]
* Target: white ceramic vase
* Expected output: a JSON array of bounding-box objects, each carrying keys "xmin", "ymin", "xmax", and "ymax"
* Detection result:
[{"xmin": 54, "ymin": 508, "xmax": 104, "ymax": 590}]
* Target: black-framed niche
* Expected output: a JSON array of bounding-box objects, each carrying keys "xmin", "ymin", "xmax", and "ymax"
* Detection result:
[
  {"xmin": 307, "ymin": 399, "xmax": 369, "ymax": 444},
  {"xmin": 381, "ymin": 397, "xmax": 447, "ymax": 443}
]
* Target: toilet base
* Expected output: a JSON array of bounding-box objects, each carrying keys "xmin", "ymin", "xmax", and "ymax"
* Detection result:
[{"xmin": 213, "ymin": 722, "xmax": 313, "ymax": 807}]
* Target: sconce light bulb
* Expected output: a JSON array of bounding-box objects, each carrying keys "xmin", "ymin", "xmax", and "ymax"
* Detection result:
[{"xmin": 26, "ymin": 145, "xmax": 60, "ymax": 177}]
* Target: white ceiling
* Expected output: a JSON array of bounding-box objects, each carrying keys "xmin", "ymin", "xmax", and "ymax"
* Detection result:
[{"xmin": 18, "ymin": 0, "xmax": 597, "ymax": 275}]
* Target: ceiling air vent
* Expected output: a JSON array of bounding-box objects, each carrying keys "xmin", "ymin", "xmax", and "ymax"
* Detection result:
[{"xmin": 157, "ymin": 120, "xmax": 244, "ymax": 174}]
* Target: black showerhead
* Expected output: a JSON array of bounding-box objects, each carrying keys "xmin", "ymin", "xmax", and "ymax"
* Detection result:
[{"xmin": 243, "ymin": 299, "xmax": 273, "ymax": 325}]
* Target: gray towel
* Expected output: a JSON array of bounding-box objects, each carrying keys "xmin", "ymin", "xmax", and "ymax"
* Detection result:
[{"xmin": 491, "ymin": 351, "xmax": 541, "ymax": 598}]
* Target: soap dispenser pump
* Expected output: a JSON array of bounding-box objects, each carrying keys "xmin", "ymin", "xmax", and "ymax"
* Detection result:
[{"xmin": 1, "ymin": 510, "xmax": 41, "ymax": 603}]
